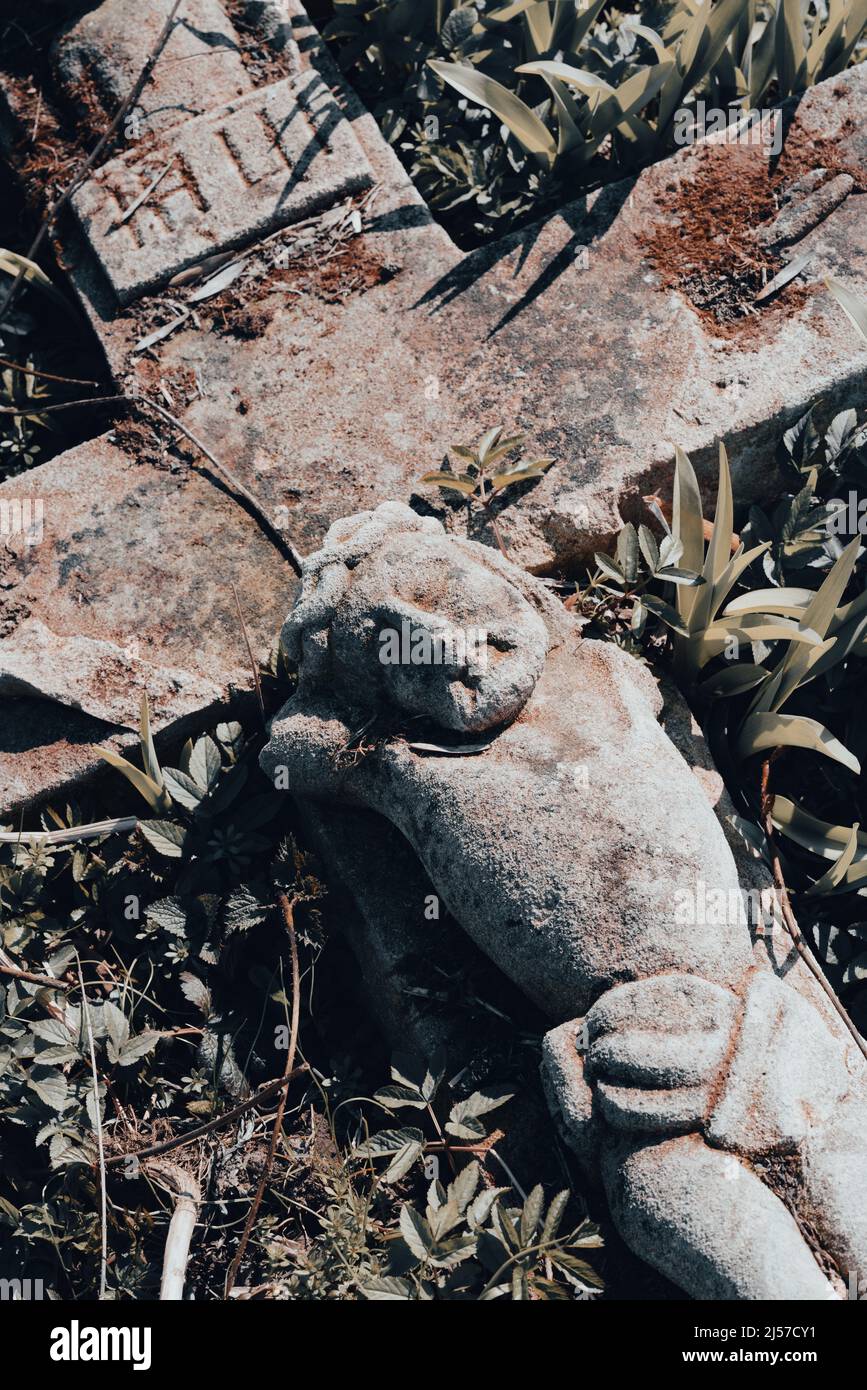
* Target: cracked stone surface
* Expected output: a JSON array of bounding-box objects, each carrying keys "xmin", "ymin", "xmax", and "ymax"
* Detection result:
[
  {"xmin": 0, "ymin": 6, "xmax": 866, "ymax": 821},
  {"xmin": 0, "ymin": 435, "xmax": 295, "ymax": 808}
]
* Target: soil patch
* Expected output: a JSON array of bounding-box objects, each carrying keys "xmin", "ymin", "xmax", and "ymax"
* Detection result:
[{"xmin": 638, "ymin": 117, "xmax": 864, "ymax": 336}]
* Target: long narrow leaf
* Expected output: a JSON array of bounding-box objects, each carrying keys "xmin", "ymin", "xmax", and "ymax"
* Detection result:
[{"xmin": 428, "ymin": 60, "xmax": 557, "ymax": 168}]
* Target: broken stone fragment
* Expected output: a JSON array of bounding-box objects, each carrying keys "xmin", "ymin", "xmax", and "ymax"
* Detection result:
[
  {"xmin": 262, "ymin": 502, "xmax": 867, "ymax": 1299},
  {"xmin": 0, "ymin": 434, "xmax": 294, "ymax": 740},
  {"xmin": 758, "ymin": 171, "xmax": 855, "ymax": 249},
  {"xmin": 52, "ymin": 0, "xmax": 251, "ymax": 136},
  {"xmin": 71, "ymin": 72, "xmax": 374, "ymax": 304}
]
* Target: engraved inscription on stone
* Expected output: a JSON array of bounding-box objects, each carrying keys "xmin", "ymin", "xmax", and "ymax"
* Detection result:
[{"xmin": 72, "ymin": 73, "xmax": 374, "ymax": 304}]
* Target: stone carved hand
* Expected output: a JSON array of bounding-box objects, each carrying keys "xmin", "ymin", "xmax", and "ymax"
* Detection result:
[
  {"xmin": 584, "ymin": 975, "xmax": 738, "ymax": 1134},
  {"xmin": 583, "ymin": 969, "xmax": 855, "ymax": 1153}
]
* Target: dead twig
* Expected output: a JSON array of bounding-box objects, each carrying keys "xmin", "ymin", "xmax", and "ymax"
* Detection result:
[
  {"xmin": 0, "ymin": 951, "xmax": 71, "ymax": 990},
  {"xmin": 224, "ymin": 889, "xmax": 301, "ymax": 1297},
  {"xmin": 113, "ymin": 156, "xmax": 176, "ymax": 230},
  {"xmin": 760, "ymin": 755, "xmax": 867, "ymax": 1066},
  {"xmin": 105, "ymin": 1065, "xmax": 308, "ymax": 1167},
  {"xmin": 0, "ymin": 357, "xmax": 101, "ymax": 388},
  {"xmin": 143, "ymin": 1159, "xmax": 202, "ymax": 1301},
  {"xmin": 231, "ymin": 581, "xmax": 266, "ymax": 725}
]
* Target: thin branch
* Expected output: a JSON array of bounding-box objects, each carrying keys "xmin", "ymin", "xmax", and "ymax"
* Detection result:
[
  {"xmin": 77, "ymin": 952, "xmax": 109, "ymax": 1299},
  {"xmin": 105, "ymin": 1065, "xmax": 308, "ymax": 1167},
  {"xmin": 224, "ymin": 890, "xmax": 301, "ymax": 1297},
  {"xmin": 0, "ymin": 394, "xmax": 126, "ymax": 414},
  {"xmin": 0, "ymin": 357, "xmax": 101, "ymax": 387},
  {"xmin": 113, "ymin": 156, "xmax": 176, "ymax": 230},
  {"xmin": 760, "ymin": 756, "xmax": 867, "ymax": 1065},
  {"xmin": 0, "ymin": 951, "xmax": 71, "ymax": 990}
]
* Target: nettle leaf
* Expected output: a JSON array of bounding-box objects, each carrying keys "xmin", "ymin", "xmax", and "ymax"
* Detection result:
[
  {"xmin": 541, "ymin": 1190, "xmax": 570, "ymax": 1244},
  {"xmin": 384, "ymin": 1139, "xmax": 425, "ymax": 1183},
  {"xmin": 29, "ymin": 1018, "xmax": 74, "ymax": 1048},
  {"xmin": 146, "ymin": 897, "xmax": 189, "ymax": 937},
  {"xmin": 223, "ymin": 885, "xmax": 270, "ymax": 935},
  {"xmin": 162, "ymin": 767, "xmax": 205, "ymax": 811},
  {"xmin": 216, "ymin": 721, "xmax": 244, "ymax": 760},
  {"xmin": 49, "ymin": 1131, "xmax": 93, "ymax": 1168},
  {"xmin": 594, "ymin": 552, "xmax": 625, "ymax": 585},
  {"xmin": 399, "ymin": 1204, "xmax": 434, "ymax": 1261},
  {"xmin": 446, "ymin": 1085, "xmax": 513, "ymax": 1138},
  {"xmin": 179, "ymin": 972, "xmax": 211, "ymax": 1015},
  {"xmin": 139, "ymin": 821, "xmax": 188, "ymax": 858},
  {"xmin": 374, "ymin": 1084, "xmax": 427, "ymax": 1111},
  {"xmin": 102, "ymin": 1001, "xmax": 130, "ymax": 1058},
  {"xmin": 451, "ymin": 1160, "xmax": 481, "ymax": 1214},
  {"xmin": 520, "ymin": 1184, "xmax": 545, "ymax": 1245},
  {"xmin": 360, "ymin": 1277, "xmax": 413, "ymax": 1301},
  {"xmin": 28, "ymin": 1068, "xmax": 69, "ymax": 1111},
  {"xmin": 115, "ymin": 1031, "xmax": 160, "ymax": 1067},
  {"xmin": 352, "ymin": 1126, "xmax": 426, "ymax": 1159},
  {"xmin": 188, "ymin": 736, "xmax": 222, "ymax": 793},
  {"xmin": 389, "ymin": 1051, "xmax": 444, "ymax": 1097}
]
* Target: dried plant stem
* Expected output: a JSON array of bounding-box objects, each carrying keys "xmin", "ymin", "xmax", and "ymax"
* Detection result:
[
  {"xmin": 0, "ymin": 357, "xmax": 100, "ymax": 387},
  {"xmin": 224, "ymin": 890, "xmax": 301, "ymax": 1297},
  {"xmin": 760, "ymin": 756, "xmax": 867, "ymax": 1065},
  {"xmin": 231, "ymin": 580, "xmax": 266, "ymax": 724},
  {"xmin": 105, "ymin": 1065, "xmax": 308, "ymax": 1167},
  {"xmin": 0, "ymin": 816, "xmax": 138, "ymax": 846},
  {"xmin": 0, "ymin": 951, "xmax": 70, "ymax": 990},
  {"xmin": 143, "ymin": 1160, "xmax": 202, "ymax": 1301},
  {"xmin": 76, "ymin": 953, "xmax": 109, "ymax": 1299}
]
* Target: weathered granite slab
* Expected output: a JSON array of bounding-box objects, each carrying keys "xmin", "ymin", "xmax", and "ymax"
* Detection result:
[
  {"xmin": 71, "ymin": 71, "xmax": 374, "ymax": 303},
  {"xmin": 0, "ymin": 434, "xmax": 295, "ymax": 743},
  {"xmin": 2, "ymin": 1, "xmax": 867, "ymax": 815},
  {"xmin": 117, "ymin": 52, "xmax": 867, "ymax": 573}
]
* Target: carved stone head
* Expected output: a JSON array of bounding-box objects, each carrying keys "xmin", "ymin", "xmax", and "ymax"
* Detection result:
[{"xmin": 281, "ymin": 501, "xmax": 561, "ymax": 733}]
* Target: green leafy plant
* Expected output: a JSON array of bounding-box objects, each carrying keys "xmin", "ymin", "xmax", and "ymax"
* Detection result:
[{"xmin": 421, "ymin": 424, "xmax": 553, "ymax": 556}]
